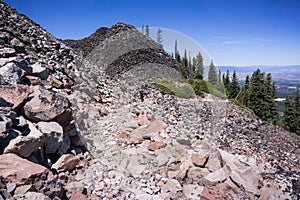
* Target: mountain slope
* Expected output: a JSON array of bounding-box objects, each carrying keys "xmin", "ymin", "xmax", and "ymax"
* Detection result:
[{"xmin": 0, "ymin": 1, "xmax": 299, "ymax": 199}]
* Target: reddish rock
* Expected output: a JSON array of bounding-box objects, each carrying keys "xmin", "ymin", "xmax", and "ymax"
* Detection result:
[
  {"xmin": 200, "ymin": 183, "xmax": 231, "ymax": 200},
  {"xmin": 4, "ymin": 121, "xmax": 45, "ymax": 158},
  {"xmin": 128, "ymin": 134, "xmax": 143, "ymax": 145},
  {"xmin": 10, "ymin": 38, "xmax": 24, "ymax": 47},
  {"xmin": 48, "ymin": 75, "xmax": 64, "ymax": 89},
  {"xmin": 144, "ymin": 121, "xmax": 167, "ymax": 134},
  {"xmin": 51, "ymin": 154, "xmax": 80, "ymax": 172},
  {"xmin": 70, "ymin": 192, "xmax": 87, "ymax": 200},
  {"xmin": 168, "ymin": 170, "xmax": 180, "ymax": 179},
  {"xmin": 0, "ymin": 85, "xmax": 32, "ymax": 109},
  {"xmin": 136, "ymin": 115, "xmax": 150, "ymax": 126},
  {"xmin": 23, "ymin": 85, "xmax": 70, "ymax": 122},
  {"xmin": 62, "ymin": 67, "xmax": 76, "ymax": 81},
  {"xmin": 0, "ymin": 153, "xmax": 52, "ymax": 185},
  {"xmin": 191, "ymin": 153, "xmax": 208, "ymax": 167},
  {"xmin": 148, "ymin": 141, "xmax": 165, "ymax": 151},
  {"xmin": 24, "ymin": 75, "xmax": 41, "ymax": 85},
  {"xmin": 118, "ymin": 131, "xmax": 129, "ymax": 139}
]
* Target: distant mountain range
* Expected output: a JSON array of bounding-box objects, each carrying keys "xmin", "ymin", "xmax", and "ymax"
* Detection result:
[{"xmin": 217, "ymin": 65, "xmax": 300, "ymax": 83}]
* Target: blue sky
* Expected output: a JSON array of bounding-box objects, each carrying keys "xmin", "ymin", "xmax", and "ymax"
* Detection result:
[{"xmin": 4, "ymin": 0, "xmax": 300, "ymax": 66}]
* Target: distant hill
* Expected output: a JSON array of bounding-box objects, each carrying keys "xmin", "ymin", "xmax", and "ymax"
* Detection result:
[{"xmin": 218, "ymin": 65, "xmax": 300, "ymax": 82}]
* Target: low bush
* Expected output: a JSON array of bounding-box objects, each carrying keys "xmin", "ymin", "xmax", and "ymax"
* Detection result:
[{"xmin": 156, "ymin": 79, "xmax": 195, "ymax": 99}]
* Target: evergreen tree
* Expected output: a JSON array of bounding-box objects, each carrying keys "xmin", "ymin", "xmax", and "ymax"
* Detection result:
[
  {"xmin": 142, "ymin": 24, "xmax": 145, "ymax": 34},
  {"xmin": 194, "ymin": 52, "xmax": 204, "ymax": 80},
  {"xmin": 239, "ymin": 75, "xmax": 250, "ymax": 106},
  {"xmin": 192, "ymin": 57, "xmax": 196, "ymax": 72},
  {"xmin": 181, "ymin": 49, "xmax": 188, "ymax": 68},
  {"xmin": 188, "ymin": 52, "xmax": 192, "ymax": 72},
  {"xmin": 264, "ymin": 73, "xmax": 279, "ymax": 124},
  {"xmin": 181, "ymin": 49, "xmax": 189, "ymax": 78},
  {"xmin": 145, "ymin": 25, "xmax": 149, "ymax": 37},
  {"xmin": 241, "ymin": 69, "xmax": 279, "ymax": 124},
  {"xmin": 218, "ymin": 70, "xmax": 221, "ymax": 83},
  {"xmin": 223, "ymin": 70, "xmax": 230, "ymax": 89},
  {"xmin": 228, "ymin": 70, "xmax": 240, "ymax": 99},
  {"xmin": 282, "ymin": 96, "xmax": 300, "ymax": 134},
  {"xmin": 208, "ymin": 60, "xmax": 218, "ymax": 85},
  {"xmin": 174, "ymin": 40, "xmax": 181, "ymax": 63},
  {"xmin": 295, "ymin": 88, "xmax": 300, "ymax": 115},
  {"xmin": 156, "ymin": 28, "xmax": 163, "ymax": 47}
]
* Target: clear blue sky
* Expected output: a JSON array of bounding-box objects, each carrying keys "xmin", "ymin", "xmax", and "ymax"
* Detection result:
[{"xmin": 3, "ymin": 0, "xmax": 300, "ymax": 66}]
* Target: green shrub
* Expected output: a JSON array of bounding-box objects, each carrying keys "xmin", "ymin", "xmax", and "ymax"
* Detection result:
[
  {"xmin": 229, "ymin": 98, "xmax": 254, "ymax": 113},
  {"xmin": 156, "ymin": 79, "xmax": 195, "ymax": 99},
  {"xmin": 188, "ymin": 79, "xmax": 209, "ymax": 97},
  {"xmin": 206, "ymin": 82, "xmax": 226, "ymax": 99}
]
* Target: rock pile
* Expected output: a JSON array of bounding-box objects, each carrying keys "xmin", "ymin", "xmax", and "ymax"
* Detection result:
[{"xmin": 0, "ymin": 1, "xmax": 86, "ymax": 199}]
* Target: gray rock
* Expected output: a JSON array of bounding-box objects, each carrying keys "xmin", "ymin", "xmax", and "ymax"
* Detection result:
[
  {"xmin": 38, "ymin": 179, "xmax": 64, "ymax": 199},
  {"xmin": 201, "ymin": 167, "xmax": 227, "ymax": 186},
  {"xmin": 56, "ymin": 133, "xmax": 70, "ymax": 156},
  {"xmin": 183, "ymin": 184, "xmax": 204, "ymax": 200},
  {"xmin": 225, "ymin": 159, "xmax": 261, "ymax": 196},
  {"xmin": 206, "ymin": 151, "xmax": 223, "ymax": 172},
  {"xmin": 0, "ymin": 47, "xmax": 16, "ymax": 57},
  {"xmin": 6, "ymin": 182, "xmax": 16, "ymax": 193},
  {"xmin": 127, "ymin": 157, "xmax": 146, "ymax": 177},
  {"xmin": 23, "ymin": 85, "xmax": 69, "ymax": 122},
  {"xmin": 161, "ymin": 179, "xmax": 182, "ymax": 198},
  {"xmin": 37, "ymin": 121, "xmax": 64, "ymax": 155},
  {"xmin": 0, "ymin": 62, "xmax": 21, "ymax": 84},
  {"xmin": 156, "ymin": 153, "xmax": 170, "ymax": 167},
  {"xmin": 31, "ymin": 62, "xmax": 48, "ymax": 79},
  {"xmin": 24, "ymin": 192, "xmax": 51, "ymax": 200}
]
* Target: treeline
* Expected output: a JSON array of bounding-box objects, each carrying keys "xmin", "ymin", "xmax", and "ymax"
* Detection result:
[
  {"xmin": 140, "ymin": 25, "xmax": 300, "ymax": 135},
  {"xmin": 223, "ymin": 69, "xmax": 300, "ymax": 135}
]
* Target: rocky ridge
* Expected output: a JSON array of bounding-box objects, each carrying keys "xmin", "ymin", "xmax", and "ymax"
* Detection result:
[
  {"xmin": 0, "ymin": 1, "xmax": 87, "ymax": 199},
  {"xmin": 0, "ymin": 1, "xmax": 299, "ymax": 200}
]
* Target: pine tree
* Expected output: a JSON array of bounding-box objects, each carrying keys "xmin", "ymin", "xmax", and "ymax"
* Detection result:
[
  {"xmin": 239, "ymin": 75, "xmax": 250, "ymax": 106},
  {"xmin": 208, "ymin": 60, "xmax": 218, "ymax": 85},
  {"xmin": 181, "ymin": 49, "xmax": 189, "ymax": 78},
  {"xmin": 181, "ymin": 49, "xmax": 188, "ymax": 67},
  {"xmin": 192, "ymin": 57, "xmax": 196, "ymax": 72},
  {"xmin": 218, "ymin": 70, "xmax": 221, "ymax": 83},
  {"xmin": 295, "ymin": 88, "xmax": 300, "ymax": 115},
  {"xmin": 241, "ymin": 69, "xmax": 279, "ymax": 124},
  {"xmin": 145, "ymin": 25, "xmax": 149, "ymax": 37},
  {"xmin": 282, "ymin": 96, "xmax": 299, "ymax": 134},
  {"xmin": 174, "ymin": 40, "xmax": 181, "ymax": 63},
  {"xmin": 142, "ymin": 24, "xmax": 145, "ymax": 34},
  {"xmin": 264, "ymin": 73, "xmax": 279, "ymax": 124},
  {"xmin": 157, "ymin": 28, "xmax": 163, "ymax": 47},
  {"xmin": 194, "ymin": 52, "xmax": 204, "ymax": 80},
  {"xmin": 223, "ymin": 70, "xmax": 230, "ymax": 89},
  {"xmin": 228, "ymin": 70, "xmax": 240, "ymax": 99},
  {"xmin": 188, "ymin": 52, "xmax": 192, "ymax": 72}
]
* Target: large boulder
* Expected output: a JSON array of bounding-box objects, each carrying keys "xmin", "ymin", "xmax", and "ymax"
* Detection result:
[
  {"xmin": 0, "ymin": 62, "xmax": 22, "ymax": 84},
  {"xmin": 218, "ymin": 149, "xmax": 261, "ymax": 196},
  {"xmin": 37, "ymin": 121, "xmax": 64, "ymax": 155},
  {"xmin": 51, "ymin": 154, "xmax": 80, "ymax": 173},
  {"xmin": 0, "ymin": 84, "xmax": 32, "ymax": 109},
  {"xmin": 23, "ymin": 86, "xmax": 70, "ymax": 122},
  {"xmin": 0, "ymin": 153, "xmax": 52, "ymax": 185},
  {"xmin": 4, "ymin": 121, "xmax": 44, "ymax": 157}
]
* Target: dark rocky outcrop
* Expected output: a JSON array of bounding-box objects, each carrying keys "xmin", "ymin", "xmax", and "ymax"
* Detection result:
[{"xmin": 64, "ymin": 23, "xmax": 135, "ymax": 57}]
